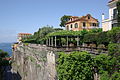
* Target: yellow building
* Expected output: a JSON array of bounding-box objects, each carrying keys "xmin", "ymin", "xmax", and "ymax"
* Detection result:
[{"xmin": 65, "ymin": 14, "xmax": 99, "ymax": 31}]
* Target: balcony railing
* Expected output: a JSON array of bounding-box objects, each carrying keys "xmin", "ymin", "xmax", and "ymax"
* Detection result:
[{"xmin": 82, "ymin": 26, "xmax": 99, "ymax": 29}]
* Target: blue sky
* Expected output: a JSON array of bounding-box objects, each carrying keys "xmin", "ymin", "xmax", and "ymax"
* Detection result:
[{"xmin": 0, "ymin": 0, "xmax": 109, "ymax": 43}]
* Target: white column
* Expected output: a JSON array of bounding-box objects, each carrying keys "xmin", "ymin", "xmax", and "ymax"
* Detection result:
[
  {"xmin": 67, "ymin": 36, "xmax": 69, "ymax": 47},
  {"xmin": 77, "ymin": 36, "xmax": 79, "ymax": 46},
  {"xmin": 51, "ymin": 37, "xmax": 53, "ymax": 46},
  {"xmin": 46, "ymin": 39, "xmax": 48, "ymax": 46},
  {"xmin": 55, "ymin": 36, "xmax": 57, "ymax": 47},
  {"xmin": 109, "ymin": 8, "xmax": 112, "ymax": 30},
  {"xmin": 49, "ymin": 38, "xmax": 50, "ymax": 46},
  {"xmin": 102, "ymin": 13, "xmax": 105, "ymax": 21}
]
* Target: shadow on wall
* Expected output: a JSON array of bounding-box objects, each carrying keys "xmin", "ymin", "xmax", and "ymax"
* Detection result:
[
  {"xmin": 2, "ymin": 66, "xmax": 22, "ymax": 80},
  {"xmin": 12, "ymin": 71, "xmax": 22, "ymax": 80}
]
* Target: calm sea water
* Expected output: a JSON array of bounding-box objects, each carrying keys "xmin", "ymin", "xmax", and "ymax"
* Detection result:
[{"xmin": 0, "ymin": 43, "xmax": 13, "ymax": 56}]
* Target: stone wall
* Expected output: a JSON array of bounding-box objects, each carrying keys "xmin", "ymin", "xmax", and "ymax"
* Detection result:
[{"xmin": 12, "ymin": 43, "xmax": 57, "ymax": 80}]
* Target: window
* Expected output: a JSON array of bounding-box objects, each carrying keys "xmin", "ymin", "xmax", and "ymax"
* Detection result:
[
  {"xmin": 75, "ymin": 23, "xmax": 78, "ymax": 28},
  {"xmin": 88, "ymin": 16, "xmax": 90, "ymax": 19},
  {"xmin": 83, "ymin": 22, "xmax": 86, "ymax": 27},
  {"xmin": 66, "ymin": 26, "xmax": 69, "ymax": 30},
  {"xmin": 112, "ymin": 23, "xmax": 118, "ymax": 27},
  {"xmin": 90, "ymin": 23, "xmax": 93, "ymax": 26},
  {"xmin": 71, "ymin": 24, "xmax": 73, "ymax": 28},
  {"xmin": 113, "ymin": 8, "xmax": 118, "ymax": 19},
  {"xmin": 92, "ymin": 23, "xmax": 96, "ymax": 26}
]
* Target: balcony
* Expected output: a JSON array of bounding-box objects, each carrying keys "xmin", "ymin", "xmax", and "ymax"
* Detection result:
[
  {"xmin": 82, "ymin": 26, "xmax": 99, "ymax": 29},
  {"xmin": 112, "ymin": 14, "xmax": 117, "ymax": 20}
]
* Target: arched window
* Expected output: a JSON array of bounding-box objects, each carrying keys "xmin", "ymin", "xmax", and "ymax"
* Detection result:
[
  {"xmin": 88, "ymin": 16, "xmax": 90, "ymax": 19},
  {"xmin": 66, "ymin": 25, "xmax": 69, "ymax": 30},
  {"xmin": 71, "ymin": 24, "xmax": 73, "ymax": 28},
  {"xmin": 75, "ymin": 23, "xmax": 78, "ymax": 28},
  {"xmin": 93, "ymin": 23, "xmax": 96, "ymax": 26},
  {"xmin": 83, "ymin": 22, "xmax": 86, "ymax": 27}
]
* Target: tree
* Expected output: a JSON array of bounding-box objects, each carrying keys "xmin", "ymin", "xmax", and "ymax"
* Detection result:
[
  {"xmin": 97, "ymin": 32, "xmax": 109, "ymax": 46},
  {"xmin": 117, "ymin": 1, "xmax": 120, "ymax": 27},
  {"xmin": 83, "ymin": 33, "xmax": 98, "ymax": 44},
  {"xmin": 0, "ymin": 49, "xmax": 9, "ymax": 58},
  {"xmin": 34, "ymin": 25, "xmax": 55, "ymax": 39},
  {"xmin": 108, "ymin": 43, "xmax": 120, "ymax": 74},
  {"xmin": 0, "ymin": 49, "xmax": 10, "ymax": 66},
  {"xmin": 59, "ymin": 15, "xmax": 71, "ymax": 27},
  {"xmin": 110, "ymin": 72, "xmax": 120, "ymax": 80},
  {"xmin": 23, "ymin": 25, "xmax": 56, "ymax": 44},
  {"xmin": 89, "ymin": 28, "xmax": 102, "ymax": 33},
  {"xmin": 107, "ymin": 27, "xmax": 120, "ymax": 43},
  {"xmin": 57, "ymin": 51, "xmax": 94, "ymax": 80}
]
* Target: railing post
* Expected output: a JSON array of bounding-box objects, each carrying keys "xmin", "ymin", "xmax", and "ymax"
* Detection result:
[
  {"xmin": 67, "ymin": 36, "xmax": 69, "ymax": 47},
  {"xmin": 46, "ymin": 39, "xmax": 48, "ymax": 46},
  {"xmin": 51, "ymin": 36, "xmax": 54, "ymax": 47},
  {"xmin": 55, "ymin": 36, "xmax": 57, "ymax": 47},
  {"xmin": 77, "ymin": 36, "xmax": 79, "ymax": 47},
  {"xmin": 49, "ymin": 37, "xmax": 50, "ymax": 46}
]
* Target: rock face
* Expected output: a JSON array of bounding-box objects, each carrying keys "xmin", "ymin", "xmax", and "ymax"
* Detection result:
[{"xmin": 12, "ymin": 43, "xmax": 57, "ymax": 80}]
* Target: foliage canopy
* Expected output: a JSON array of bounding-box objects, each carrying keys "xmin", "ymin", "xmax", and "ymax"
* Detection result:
[
  {"xmin": 59, "ymin": 15, "xmax": 71, "ymax": 27},
  {"xmin": 57, "ymin": 51, "xmax": 94, "ymax": 80}
]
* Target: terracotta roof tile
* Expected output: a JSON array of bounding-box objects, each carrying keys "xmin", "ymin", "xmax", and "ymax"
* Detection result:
[
  {"xmin": 18, "ymin": 33, "xmax": 32, "ymax": 35},
  {"xmin": 66, "ymin": 14, "xmax": 98, "ymax": 24}
]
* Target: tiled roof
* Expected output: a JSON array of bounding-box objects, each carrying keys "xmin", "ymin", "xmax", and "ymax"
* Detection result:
[
  {"xmin": 71, "ymin": 16, "xmax": 79, "ymax": 18},
  {"xmin": 3, "ymin": 57, "xmax": 11, "ymax": 61},
  {"xmin": 66, "ymin": 14, "xmax": 98, "ymax": 24},
  {"xmin": 18, "ymin": 33, "xmax": 32, "ymax": 35}
]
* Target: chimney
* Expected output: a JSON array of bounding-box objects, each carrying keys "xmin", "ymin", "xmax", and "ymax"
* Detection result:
[{"xmin": 102, "ymin": 13, "xmax": 105, "ymax": 21}]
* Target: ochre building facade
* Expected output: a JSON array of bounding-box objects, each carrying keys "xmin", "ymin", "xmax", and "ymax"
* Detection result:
[{"xmin": 65, "ymin": 14, "xmax": 99, "ymax": 31}]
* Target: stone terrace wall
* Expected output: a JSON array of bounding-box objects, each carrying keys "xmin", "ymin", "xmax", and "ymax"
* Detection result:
[
  {"xmin": 12, "ymin": 43, "xmax": 57, "ymax": 80},
  {"xmin": 12, "ymin": 43, "xmax": 108, "ymax": 80}
]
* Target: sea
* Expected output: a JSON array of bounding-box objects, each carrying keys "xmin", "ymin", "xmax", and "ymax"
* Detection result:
[{"xmin": 0, "ymin": 43, "xmax": 13, "ymax": 56}]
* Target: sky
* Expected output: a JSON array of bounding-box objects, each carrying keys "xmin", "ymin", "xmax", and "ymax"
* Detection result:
[{"xmin": 0, "ymin": 0, "xmax": 109, "ymax": 43}]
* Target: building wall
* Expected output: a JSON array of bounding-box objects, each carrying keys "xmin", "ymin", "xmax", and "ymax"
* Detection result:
[
  {"xmin": 65, "ymin": 15, "xmax": 99, "ymax": 31},
  {"xmin": 102, "ymin": 19, "xmax": 110, "ymax": 31},
  {"xmin": 102, "ymin": 0, "xmax": 118, "ymax": 31},
  {"xmin": 17, "ymin": 34, "xmax": 32, "ymax": 43}
]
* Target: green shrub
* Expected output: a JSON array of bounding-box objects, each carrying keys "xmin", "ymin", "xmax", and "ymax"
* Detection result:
[
  {"xmin": 107, "ymin": 27, "xmax": 120, "ymax": 43},
  {"xmin": 108, "ymin": 43, "xmax": 120, "ymax": 57},
  {"xmin": 97, "ymin": 32, "xmax": 109, "ymax": 46},
  {"xmin": 83, "ymin": 33, "xmax": 97, "ymax": 44},
  {"xmin": 57, "ymin": 51, "xmax": 94, "ymax": 80},
  {"xmin": 100, "ymin": 71, "xmax": 109, "ymax": 80},
  {"xmin": 110, "ymin": 72, "xmax": 120, "ymax": 80}
]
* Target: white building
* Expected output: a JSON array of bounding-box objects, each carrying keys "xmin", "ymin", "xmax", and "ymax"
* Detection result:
[{"xmin": 102, "ymin": 0, "xmax": 118, "ymax": 31}]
